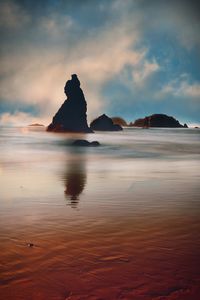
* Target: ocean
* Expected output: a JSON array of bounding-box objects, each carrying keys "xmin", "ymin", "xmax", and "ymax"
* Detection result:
[{"xmin": 0, "ymin": 126, "xmax": 200, "ymax": 299}]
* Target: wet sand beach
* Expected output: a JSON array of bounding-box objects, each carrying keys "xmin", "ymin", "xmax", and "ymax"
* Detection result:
[{"xmin": 0, "ymin": 126, "xmax": 200, "ymax": 299}]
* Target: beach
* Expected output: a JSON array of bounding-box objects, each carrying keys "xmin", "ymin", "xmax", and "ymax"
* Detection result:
[{"xmin": 0, "ymin": 126, "xmax": 200, "ymax": 299}]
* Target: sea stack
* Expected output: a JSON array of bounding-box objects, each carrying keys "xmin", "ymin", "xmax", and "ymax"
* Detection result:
[
  {"xmin": 47, "ymin": 74, "xmax": 92, "ymax": 133},
  {"xmin": 90, "ymin": 114, "xmax": 123, "ymax": 131}
]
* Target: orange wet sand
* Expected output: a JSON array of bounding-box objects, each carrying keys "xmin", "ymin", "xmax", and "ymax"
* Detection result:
[
  {"xmin": 0, "ymin": 127, "xmax": 200, "ymax": 299},
  {"xmin": 1, "ymin": 214, "xmax": 200, "ymax": 300}
]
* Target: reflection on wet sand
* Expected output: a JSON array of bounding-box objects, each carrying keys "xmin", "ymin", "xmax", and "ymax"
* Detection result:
[
  {"xmin": 1, "ymin": 127, "xmax": 200, "ymax": 299},
  {"xmin": 63, "ymin": 148, "xmax": 87, "ymax": 208}
]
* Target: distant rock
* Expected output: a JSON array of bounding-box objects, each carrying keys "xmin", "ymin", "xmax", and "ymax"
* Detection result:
[
  {"xmin": 130, "ymin": 114, "xmax": 186, "ymax": 128},
  {"xmin": 194, "ymin": 126, "xmax": 199, "ymax": 129},
  {"xmin": 47, "ymin": 74, "xmax": 92, "ymax": 133},
  {"xmin": 183, "ymin": 123, "xmax": 188, "ymax": 128},
  {"xmin": 29, "ymin": 123, "xmax": 44, "ymax": 127},
  {"xmin": 90, "ymin": 114, "xmax": 123, "ymax": 131},
  {"xmin": 72, "ymin": 140, "xmax": 100, "ymax": 147},
  {"xmin": 111, "ymin": 117, "xmax": 128, "ymax": 127}
]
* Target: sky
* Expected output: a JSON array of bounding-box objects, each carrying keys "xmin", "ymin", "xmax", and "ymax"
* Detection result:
[{"xmin": 0, "ymin": 0, "xmax": 200, "ymax": 126}]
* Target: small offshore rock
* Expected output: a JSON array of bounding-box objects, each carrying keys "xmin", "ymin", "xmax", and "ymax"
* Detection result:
[
  {"xmin": 72, "ymin": 140, "xmax": 100, "ymax": 147},
  {"xmin": 111, "ymin": 116, "xmax": 128, "ymax": 127},
  {"xmin": 90, "ymin": 141, "xmax": 100, "ymax": 146},
  {"xmin": 90, "ymin": 114, "xmax": 123, "ymax": 131},
  {"xmin": 28, "ymin": 123, "xmax": 44, "ymax": 127}
]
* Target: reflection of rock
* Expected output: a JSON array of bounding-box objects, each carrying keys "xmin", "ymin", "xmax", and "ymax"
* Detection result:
[
  {"xmin": 90, "ymin": 114, "xmax": 123, "ymax": 131},
  {"xmin": 130, "ymin": 114, "xmax": 186, "ymax": 128},
  {"xmin": 72, "ymin": 140, "xmax": 100, "ymax": 147},
  {"xmin": 47, "ymin": 74, "xmax": 92, "ymax": 133},
  {"xmin": 111, "ymin": 117, "xmax": 127, "ymax": 127},
  {"xmin": 64, "ymin": 152, "xmax": 86, "ymax": 208}
]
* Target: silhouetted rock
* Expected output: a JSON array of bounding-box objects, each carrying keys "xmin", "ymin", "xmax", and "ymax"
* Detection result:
[
  {"xmin": 194, "ymin": 126, "xmax": 199, "ymax": 129},
  {"xmin": 29, "ymin": 123, "xmax": 44, "ymax": 126},
  {"xmin": 183, "ymin": 123, "xmax": 188, "ymax": 128},
  {"xmin": 130, "ymin": 114, "xmax": 185, "ymax": 128},
  {"xmin": 111, "ymin": 117, "xmax": 128, "ymax": 127},
  {"xmin": 90, "ymin": 114, "xmax": 123, "ymax": 131},
  {"xmin": 72, "ymin": 140, "xmax": 100, "ymax": 147},
  {"xmin": 90, "ymin": 141, "xmax": 100, "ymax": 146},
  {"xmin": 47, "ymin": 74, "xmax": 92, "ymax": 133}
]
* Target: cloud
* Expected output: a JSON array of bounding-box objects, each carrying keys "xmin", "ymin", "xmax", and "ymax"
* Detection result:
[
  {"xmin": 0, "ymin": 2, "xmax": 149, "ymax": 125},
  {"xmin": 0, "ymin": 1, "xmax": 30, "ymax": 29},
  {"xmin": 159, "ymin": 75, "xmax": 200, "ymax": 99},
  {"xmin": 0, "ymin": 0, "xmax": 200, "ymax": 126},
  {"xmin": 182, "ymin": 83, "xmax": 200, "ymax": 98},
  {"xmin": 135, "ymin": 0, "xmax": 200, "ymax": 49},
  {"xmin": 40, "ymin": 13, "xmax": 74, "ymax": 36},
  {"xmin": 0, "ymin": 111, "xmax": 46, "ymax": 126},
  {"xmin": 132, "ymin": 58, "xmax": 160, "ymax": 86},
  {"xmin": 169, "ymin": 0, "xmax": 200, "ymax": 49},
  {"xmin": 0, "ymin": 28, "xmax": 145, "ymax": 122}
]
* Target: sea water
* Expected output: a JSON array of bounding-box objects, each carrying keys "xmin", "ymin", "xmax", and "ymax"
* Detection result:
[{"xmin": 0, "ymin": 126, "xmax": 200, "ymax": 299}]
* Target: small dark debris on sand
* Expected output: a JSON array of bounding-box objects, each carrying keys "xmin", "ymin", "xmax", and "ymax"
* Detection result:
[{"xmin": 27, "ymin": 243, "xmax": 34, "ymax": 248}]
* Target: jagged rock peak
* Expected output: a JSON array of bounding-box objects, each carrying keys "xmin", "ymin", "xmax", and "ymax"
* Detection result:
[
  {"xmin": 47, "ymin": 74, "xmax": 92, "ymax": 133},
  {"xmin": 64, "ymin": 74, "xmax": 80, "ymax": 97}
]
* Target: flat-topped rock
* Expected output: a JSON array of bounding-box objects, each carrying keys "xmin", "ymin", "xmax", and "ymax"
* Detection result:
[
  {"xmin": 47, "ymin": 74, "xmax": 92, "ymax": 133},
  {"xmin": 130, "ymin": 114, "xmax": 187, "ymax": 128},
  {"xmin": 90, "ymin": 114, "xmax": 123, "ymax": 131},
  {"xmin": 29, "ymin": 123, "xmax": 44, "ymax": 127}
]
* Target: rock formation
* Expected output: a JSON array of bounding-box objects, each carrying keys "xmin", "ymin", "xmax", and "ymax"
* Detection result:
[
  {"xmin": 72, "ymin": 140, "xmax": 100, "ymax": 147},
  {"xmin": 47, "ymin": 74, "xmax": 92, "ymax": 133},
  {"xmin": 90, "ymin": 114, "xmax": 123, "ymax": 131},
  {"xmin": 29, "ymin": 123, "xmax": 44, "ymax": 127},
  {"xmin": 111, "ymin": 117, "xmax": 128, "ymax": 127},
  {"xmin": 130, "ymin": 114, "xmax": 187, "ymax": 128}
]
